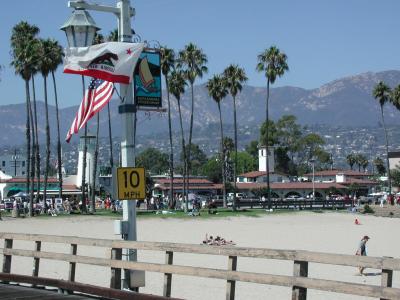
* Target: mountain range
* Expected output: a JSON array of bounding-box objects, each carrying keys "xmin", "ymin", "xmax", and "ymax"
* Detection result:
[{"xmin": 1, "ymin": 70, "xmax": 400, "ymax": 146}]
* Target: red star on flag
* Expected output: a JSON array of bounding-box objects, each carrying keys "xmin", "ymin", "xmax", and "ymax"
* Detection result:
[{"xmin": 126, "ymin": 48, "xmax": 132, "ymax": 55}]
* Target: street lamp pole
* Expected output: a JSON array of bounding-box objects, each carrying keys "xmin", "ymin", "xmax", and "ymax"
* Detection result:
[{"xmin": 65, "ymin": 0, "xmax": 138, "ymax": 290}]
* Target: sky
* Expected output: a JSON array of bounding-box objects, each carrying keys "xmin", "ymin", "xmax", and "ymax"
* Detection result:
[{"xmin": 1, "ymin": 0, "xmax": 400, "ymax": 108}]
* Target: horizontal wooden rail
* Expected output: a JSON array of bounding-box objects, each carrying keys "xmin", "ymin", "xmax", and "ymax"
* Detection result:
[
  {"xmin": 1, "ymin": 248, "xmax": 400, "ymax": 299},
  {"xmin": 1, "ymin": 232, "xmax": 399, "ymax": 270},
  {"xmin": 0, "ymin": 273, "xmax": 178, "ymax": 300}
]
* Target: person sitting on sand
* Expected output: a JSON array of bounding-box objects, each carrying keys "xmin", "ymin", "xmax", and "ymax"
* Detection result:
[
  {"xmin": 355, "ymin": 235, "xmax": 370, "ymax": 275},
  {"xmin": 202, "ymin": 234, "xmax": 236, "ymax": 246}
]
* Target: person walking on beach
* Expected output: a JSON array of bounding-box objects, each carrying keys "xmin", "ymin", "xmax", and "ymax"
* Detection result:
[{"xmin": 355, "ymin": 235, "xmax": 370, "ymax": 275}]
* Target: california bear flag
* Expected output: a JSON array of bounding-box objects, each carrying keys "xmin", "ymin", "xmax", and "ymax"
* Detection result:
[{"xmin": 63, "ymin": 42, "xmax": 145, "ymax": 84}]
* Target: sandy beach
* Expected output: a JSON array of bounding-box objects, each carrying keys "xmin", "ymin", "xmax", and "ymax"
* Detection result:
[{"xmin": 1, "ymin": 211, "xmax": 399, "ymax": 300}]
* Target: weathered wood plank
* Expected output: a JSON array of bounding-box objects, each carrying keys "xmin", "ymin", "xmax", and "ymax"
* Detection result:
[
  {"xmin": 292, "ymin": 260, "xmax": 308, "ymax": 300},
  {"xmin": 1, "ymin": 238, "xmax": 13, "ymax": 284},
  {"xmin": 2, "ymin": 232, "xmax": 399, "ymax": 270},
  {"xmin": 3, "ymin": 248, "xmax": 400, "ymax": 299},
  {"xmin": 32, "ymin": 241, "xmax": 41, "ymax": 278},
  {"xmin": 381, "ymin": 264, "xmax": 393, "ymax": 300},
  {"xmin": 110, "ymin": 248, "xmax": 122, "ymax": 289},
  {"xmin": 226, "ymin": 255, "xmax": 237, "ymax": 300},
  {"xmin": 163, "ymin": 251, "xmax": 173, "ymax": 297},
  {"xmin": 68, "ymin": 244, "xmax": 77, "ymax": 282}
]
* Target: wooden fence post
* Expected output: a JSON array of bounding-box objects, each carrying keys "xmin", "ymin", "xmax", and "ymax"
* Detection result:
[
  {"xmin": 381, "ymin": 257, "xmax": 393, "ymax": 300},
  {"xmin": 68, "ymin": 243, "xmax": 78, "ymax": 282},
  {"xmin": 110, "ymin": 248, "xmax": 122, "ymax": 289},
  {"xmin": 32, "ymin": 241, "xmax": 41, "ymax": 277},
  {"xmin": 2, "ymin": 238, "xmax": 13, "ymax": 284},
  {"xmin": 163, "ymin": 250, "xmax": 174, "ymax": 297},
  {"xmin": 292, "ymin": 260, "xmax": 308, "ymax": 300},
  {"xmin": 226, "ymin": 255, "xmax": 237, "ymax": 300},
  {"xmin": 32, "ymin": 240, "xmax": 41, "ymax": 287}
]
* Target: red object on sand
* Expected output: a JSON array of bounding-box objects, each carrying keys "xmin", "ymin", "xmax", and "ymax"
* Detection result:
[{"xmin": 355, "ymin": 218, "xmax": 360, "ymax": 225}]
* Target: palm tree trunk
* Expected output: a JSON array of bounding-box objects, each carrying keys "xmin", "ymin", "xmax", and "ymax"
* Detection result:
[
  {"xmin": 186, "ymin": 83, "xmax": 195, "ymax": 208},
  {"xmin": 266, "ymin": 79, "xmax": 271, "ymax": 209},
  {"xmin": 25, "ymin": 79, "xmax": 31, "ymax": 216},
  {"xmin": 166, "ymin": 77, "xmax": 175, "ymax": 209},
  {"xmin": 52, "ymin": 71, "xmax": 62, "ymax": 199},
  {"xmin": 177, "ymin": 100, "xmax": 187, "ymax": 212},
  {"xmin": 43, "ymin": 76, "xmax": 50, "ymax": 207},
  {"xmin": 81, "ymin": 76, "xmax": 87, "ymax": 213},
  {"xmin": 29, "ymin": 82, "xmax": 35, "ymax": 215},
  {"xmin": 107, "ymin": 102, "xmax": 114, "ymax": 169},
  {"xmin": 32, "ymin": 76, "xmax": 40, "ymax": 204},
  {"xmin": 217, "ymin": 102, "xmax": 226, "ymax": 208},
  {"xmin": 233, "ymin": 95, "xmax": 238, "ymax": 211},
  {"xmin": 381, "ymin": 106, "xmax": 392, "ymax": 195},
  {"xmin": 91, "ymin": 113, "xmax": 100, "ymax": 214}
]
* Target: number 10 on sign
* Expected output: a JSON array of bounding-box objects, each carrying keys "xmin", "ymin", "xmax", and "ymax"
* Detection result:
[{"xmin": 116, "ymin": 167, "xmax": 146, "ymax": 200}]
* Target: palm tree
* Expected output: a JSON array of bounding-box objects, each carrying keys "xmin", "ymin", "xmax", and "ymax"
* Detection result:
[
  {"xmin": 223, "ymin": 64, "xmax": 247, "ymax": 210},
  {"xmin": 178, "ymin": 43, "xmax": 208, "ymax": 201},
  {"xmin": 206, "ymin": 75, "xmax": 228, "ymax": 207},
  {"xmin": 29, "ymin": 76, "xmax": 36, "ymax": 207},
  {"xmin": 93, "ymin": 32, "xmax": 104, "ymax": 45},
  {"xmin": 107, "ymin": 29, "xmax": 118, "ymax": 43},
  {"xmin": 256, "ymin": 46, "xmax": 288, "ymax": 209},
  {"xmin": 373, "ymin": 81, "xmax": 392, "ymax": 194},
  {"xmin": 10, "ymin": 21, "xmax": 40, "ymax": 216},
  {"xmin": 31, "ymin": 67, "xmax": 41, "ymax": 204},
  {"xmin": 346, "ymin": 153, "xmax": 356, "ymax": 170},
  {"xmin": 223, "ymin": 137, "xmax": 235, "ymax": 188},
  {"xmin": 38, "ymin": 38, "xmax": 53, "ymax": 208},
  {"xmin": 169, "ymin": 70, "xmax": 187, "ymax": 211},
  {"xmin": 161, "ymin": 46, "xmax": 176, "ymax": 209},
  {"xmin": 48, "ymin": 40, "xmax": 64, "ymax": 199}
]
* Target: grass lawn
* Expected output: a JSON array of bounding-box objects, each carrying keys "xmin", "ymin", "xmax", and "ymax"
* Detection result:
[{"xmin": 1, "ymin": 208, "xmax": 302, "ymax": 220}]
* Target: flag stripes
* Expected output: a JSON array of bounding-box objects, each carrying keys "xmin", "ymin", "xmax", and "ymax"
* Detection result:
[{"xmin": 66, "ymin": 78, "xmax": 114, "ymax": 143}]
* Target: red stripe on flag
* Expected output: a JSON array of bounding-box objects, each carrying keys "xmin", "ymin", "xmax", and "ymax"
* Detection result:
[{"xmin": 64, "ymin": 68, "xmax": 130, "ymax": 84}]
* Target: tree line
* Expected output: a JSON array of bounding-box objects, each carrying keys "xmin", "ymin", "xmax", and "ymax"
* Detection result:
[{"xmin": 8, "ymin": 22, "xmax": 118, "ymax": 216}]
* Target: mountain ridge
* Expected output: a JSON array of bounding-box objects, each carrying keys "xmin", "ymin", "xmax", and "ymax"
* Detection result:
[{"xmin": 1, "ymin": 70, "xmax": 400, "ymax": 146}]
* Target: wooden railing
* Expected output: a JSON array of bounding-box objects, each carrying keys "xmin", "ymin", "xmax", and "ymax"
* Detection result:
[{"xmin": 1, "ymin": 232, "xmax": 400, "ymax": 300}]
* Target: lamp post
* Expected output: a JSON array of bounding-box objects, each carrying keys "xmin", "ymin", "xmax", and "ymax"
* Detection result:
[
  {"xmin": 62, "ymin": 0, "xmax": 139, "ymax": 290},
  {"xmin": 61, "ymin": 5, "xmax": 99, "ymax": 213}
]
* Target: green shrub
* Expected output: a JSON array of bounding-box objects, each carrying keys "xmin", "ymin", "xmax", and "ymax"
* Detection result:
[{"xmin": 363, "ymin": 204, "xmax": 374, "ymax": 214}]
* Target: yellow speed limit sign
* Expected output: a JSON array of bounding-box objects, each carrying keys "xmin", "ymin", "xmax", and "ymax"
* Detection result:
[{"xmin": 116, "ymin": 167, "xmax": 146, "ymax": 200}]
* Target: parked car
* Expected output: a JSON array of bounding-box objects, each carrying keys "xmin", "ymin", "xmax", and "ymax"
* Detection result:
[{"xmin": 285, "ymin": 196, "xmax": 305, "ymax": 201}]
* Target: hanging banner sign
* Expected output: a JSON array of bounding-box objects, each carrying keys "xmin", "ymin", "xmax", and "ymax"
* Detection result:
[{"xmin": 134, "ymin": 50, "xmax": 162, "ymax": 107}]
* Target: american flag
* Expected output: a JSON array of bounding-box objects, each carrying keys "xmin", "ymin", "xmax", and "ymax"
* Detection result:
[{"xmin": 66, "ymin": 78, "xmax": 114, "ymax": 143}]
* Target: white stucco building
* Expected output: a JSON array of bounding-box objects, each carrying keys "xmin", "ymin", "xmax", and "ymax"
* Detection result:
[
  {"xmin": 76, "ymin": 134, "xmax": 96, "ymax": 188},
  {"xmin": 258, "ymin": 146, "xmax": 275, "ymax": 172}
]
